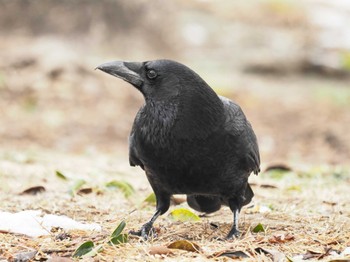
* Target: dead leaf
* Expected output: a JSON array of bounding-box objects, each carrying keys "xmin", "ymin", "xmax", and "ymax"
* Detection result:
[
  {"xmin": 303, "ymin": 247, "xmax": 334, "ymax": 260},
  {"xmin": 255, "ymin": 247, "xmax": 285, "ymax": 262},
  {"xmin": 209, "ymin": 222, "xmax": 219, "ymax": 229},
  {"xmin": 323, "ymin": 200, "xmax": 337, "ymax": 206},
  {"xmin": 148, "ymin": 246, "xmax": 173, "ymax": 255},
  {"xmin": 171, "ymin": 196, "xmax": 186, "ymax": 205},
  {"xmin": 265, "ymin": 163, "xmax": 292, "ymax": 172},
  {"xmin": 302, "ymin": 250, "xmax": 323, "ymax": 260},
  {"xmin": 15, "ymin": 250, "xmax": 37, "ymax": 261},
  {"xmin": 269, "ymin": 233, "xmax": 295, "ymax": 243},
  {"xmin": 77, "ymin": 188, "xmax": 93, "ymax": 195},
  {"xmin": 247, "ymin": 204, "xmax": 272, "ymax": 214},
  {"xmin": 210, "ymin": 250, "xmax": 250, "ymax": 259},
  {"xmin": 20, "ymin": 186, "xmax": 46, "ymax": 195},
  {"xmin": 250, "ymin": 183, "xmax": 278, "ymax": 189},
  {"xmin": 167, "ymin": 240, "xmax": 201, "ymax": 253}
]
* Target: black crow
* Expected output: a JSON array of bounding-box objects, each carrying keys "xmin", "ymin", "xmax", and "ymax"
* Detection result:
[{"xmin": 97, "ymin": 59, "xmax": 260, "ymax": 239}]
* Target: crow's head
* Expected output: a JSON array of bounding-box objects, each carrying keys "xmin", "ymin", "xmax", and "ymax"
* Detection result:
[
  {"xmin": 96, "ymin": 59, "xmax": 212, "ymax": 101},
  {"xmin": 97, "ymin": 59, "xmax": 224, "ymax": 138}
]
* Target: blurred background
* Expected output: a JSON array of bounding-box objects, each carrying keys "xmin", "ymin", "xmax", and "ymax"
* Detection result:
[{"xmin": 0, "ymin": 0, "xmax": 349, "ymax": 166}]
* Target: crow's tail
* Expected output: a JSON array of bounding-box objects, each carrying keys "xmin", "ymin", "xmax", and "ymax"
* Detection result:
[
  {"xmin": 243, "ymin": 183, "xmax": 254, "ymax": 206},
  {"xmin": 186, "ymin": 195, "xmax": 221, "ymax": 213}
]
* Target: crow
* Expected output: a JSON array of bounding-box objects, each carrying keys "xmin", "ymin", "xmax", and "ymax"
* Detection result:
[{"xmin": 97, "ymin": 59, "xmax": 260, "ymax": 239}]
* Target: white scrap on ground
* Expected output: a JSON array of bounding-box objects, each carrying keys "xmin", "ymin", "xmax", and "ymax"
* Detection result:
[{"xmin": 0, "ymin": 210, "xmax": 101, "ymax": 237}]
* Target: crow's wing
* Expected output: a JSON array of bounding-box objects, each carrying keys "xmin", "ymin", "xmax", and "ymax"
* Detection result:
[
  {"xmin": 220, "ymin": 96, "xmax": 260, "ymax": 175},
  {"xmin": 128, "ymin": 108, "xmax": 144, "ymax": 170}
]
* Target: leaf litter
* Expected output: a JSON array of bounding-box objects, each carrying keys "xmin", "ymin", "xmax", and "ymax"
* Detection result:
[{"xmin": 0, "ymin": 150, "xmax": 349, "ymax": 261}]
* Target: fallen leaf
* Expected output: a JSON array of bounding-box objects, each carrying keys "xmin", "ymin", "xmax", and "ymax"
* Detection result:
[
  {"xmin": 55, "ymin": 170, "xmax": 68, "ymax": 180},
  {"xmin": 260, "ymin": 184, "xmax": 278, "ymax": 189},
  {"xmin": 252, "ymin": 223, "xmax": 265, "ymax": 233},
  {"xmin": 169, "ymin": 208, "xmax": 200, "ymax": 222},
  {"xmin": 144, "ymin": 192, "xmax": 156, "ymax": 204},
  {"xmin": 167, "ymin": 240, "xmax": 200, "ymax": 252},
  {"xmin": 303, "ymin": 247, "xmax": 334, "ymax": 260},
  {"xmin": 264, "ymin": 164, "xmax": 291, "ymax": 180},
  {"xmin": 110, "ymin": 234, "xmax": 128, "ymax": 245},
  {"xmin": 323, "ymin": 200, "xmax": 337, "ymax": 206},
  {"xmin": 286, "ymin": 185, "xmax": 301, "ymax": 192},
  {"xmin": 72, "ymin": 241, "xmax": 102, "ymax": 258},
  {"xmin": 213, "ymin": 250, "xmax": 250, "ymax": 259},
  {"xmin": 69, "ymin": 179, "xmax": 86, "ymax": 196},
  {"xmin": 77, "ymin": 188, "xmax": 93, "ymax": 195},
  {"xmin": 269, "ymin": 233, "xmax": 295, "ymax": 243},
  {"xmin": 247, "ymin": 205, "xmax": 272, "ymax": 214},
  {"xmin": 149, "ymin": 245, "xmax": 173, "ymax": 255},
  {"xmin": 210, "ymin": 222, "xmax": 219, "ymax": 229},
  {"xmin": 250, "ymin": 183, "xmax": 278, "ymax": 189},
  {"xmin": 303, "ymin": 250, "xmax": 323, "ymax": 260},
  {"xmin": 265, "ymin": 164, "xmax": 292, "ymax": 172},
  {"xmin": 171, "ymin": 196, "xmax": 186, "ymax": 205},
  {"xmin": 72, "ymin": 241, "xmax": 94, "ymax": 258},
  {"xmin": 20, "ymin": 186, "xmax": 46, "ymax": 195},
  {"xmin": 111, "ymin": 220, "xmax": 126, "ymax": 238},
  {"xmin": 106, "ymin": 180, "xmax": 134, "ymax": 198},
  {"xmin": 255, "ymin": 247, "xmax": 285, "ymax": 262},
  {"xmin": 15, "ymin": 250, "xmax": 37, "ymax": 261}
]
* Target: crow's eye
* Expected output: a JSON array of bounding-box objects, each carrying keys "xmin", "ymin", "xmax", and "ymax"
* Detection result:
[{"xmin": 146, "ymin": 69, "xmax": 157, "ymax": 79}]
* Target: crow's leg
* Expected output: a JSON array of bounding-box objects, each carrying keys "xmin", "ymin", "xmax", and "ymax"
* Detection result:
[
  {"xmin": 227, "ymin": 208, "xmax": 240, "ymax": 239},
  {"xmin": 226, "ymin": 204, "xmax": 241, "ymax": 239},
  {"xmin": 130, "ymin": 191, "xmax": 170, "ymax": 240}
]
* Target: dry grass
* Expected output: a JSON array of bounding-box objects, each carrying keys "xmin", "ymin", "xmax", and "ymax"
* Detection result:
[{"xmin": 0, "ymin": 149, "xmax": 349, "ymax": 261}]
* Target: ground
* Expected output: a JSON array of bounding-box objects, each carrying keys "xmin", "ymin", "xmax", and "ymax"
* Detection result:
[
  {"xmin": 0, "ymin": 52, "xmax": 349, "ymax": 259},
  {"xmin": 0, "ymin": 149, "xmax": 349, "ymax": 261},
  {"xmin": 1, "ymin": 1, "xmax": 350, "ymax": 260}
]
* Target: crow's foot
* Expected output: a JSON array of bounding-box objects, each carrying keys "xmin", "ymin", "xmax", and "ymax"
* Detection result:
[
  {"xmin": 129, "ymin": 222, "xmax": 156, "ymax": 240},
  {"xmin": 226, "ymin": 228, "xmax": 240, "ymax": 240}
]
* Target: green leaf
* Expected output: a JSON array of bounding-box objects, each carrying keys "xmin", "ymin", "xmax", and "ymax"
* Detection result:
[
  {"xmin": 111, "ymin": 220, "xmax": 126, "ymax": 238},
  {"xmin": 72, "ymin": 241, "xmax": 94, "ymax": 258},
  {"xmin": 69, "ymin": 179, "xmax": 86, "ymax": 196},
  {"xmin": 144, "ymin": 192, "xmax": 156, "ymax": 204},
  {"xmin": 109, "ymin": 233, "xmax": 128, "ymax": 245},
  {"xmin": 286, "ymin": 185, "xmax": 301, "ymax": 192},
  {"xmin": 341, "ymin": 51, "xmax": 350, "ymax": 71},
  {"xmin": 252, "ymin": 223, "xmax": 265, "ymax": 233},
  {"xmin": 169, "ymin": 208, "xmax": 200, "ymax": 222},
  {"xmin": 105, "ymin": 180, "xmax": 134, "ymax": 198},
  {"xmin": 55, "ymin": 170, "xmax": 67, "ymax": 180}
]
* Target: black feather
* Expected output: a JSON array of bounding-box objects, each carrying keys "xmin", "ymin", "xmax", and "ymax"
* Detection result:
[{"xmin": 97, "ymin": 59, "xmax": 260, "ymax": 239}]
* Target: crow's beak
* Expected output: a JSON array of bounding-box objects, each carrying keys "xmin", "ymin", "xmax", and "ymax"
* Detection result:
[{"xmin": 96, "ymin": 61, "xmax": 143, "ymax": 88}]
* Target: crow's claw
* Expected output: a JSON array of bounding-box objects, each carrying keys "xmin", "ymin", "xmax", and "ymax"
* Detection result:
[
  {"xmin": 226, "ymin": 229, "xmax": 240, "ymax": 240},
  {"xmin": 129, "ymin": 222, "xmax": 156, "ymax": 240}
]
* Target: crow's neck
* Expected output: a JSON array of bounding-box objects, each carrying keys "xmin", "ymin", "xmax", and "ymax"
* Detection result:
[
  {"xmin": 173, "ymin": 88, "xmax": 225, "ymax": 139},
  {"xmin": 139, "ymin": 91, "xmax": 224, "ymax": 146},
  {"xmin": 138, "ymin": 100, "xmax": 178, "ymax": 147}
]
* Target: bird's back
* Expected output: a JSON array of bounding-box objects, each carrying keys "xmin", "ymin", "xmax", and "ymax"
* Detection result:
[{"xmin": 220, "ymin": 96, "xmax": 260, "ymax": 175}]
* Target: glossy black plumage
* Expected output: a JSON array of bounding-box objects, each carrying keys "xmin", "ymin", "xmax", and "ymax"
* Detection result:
[{"xmin": 97, "ymin": 59, "xmax": 260, "ymax": 239}]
